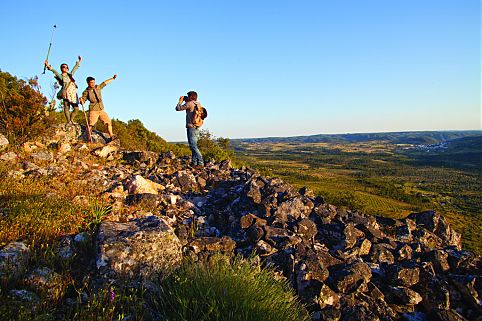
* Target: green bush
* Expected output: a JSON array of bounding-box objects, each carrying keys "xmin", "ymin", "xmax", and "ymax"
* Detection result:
[
  {"xmin": 0, "ymin": 71, "xmax": 53, "ymax": 144},
  {"xmin": 198, "ymin": 130, "xmax": 235, "ymax": 163},
  {"xmin": 153, "ymin": 254, "xmax": 310, "ymax": 321}
]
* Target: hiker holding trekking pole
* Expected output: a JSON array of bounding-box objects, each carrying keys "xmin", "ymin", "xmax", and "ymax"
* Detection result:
[
  {"xmin": 44, "ymin": 56, "xmax": 82, "ymax": 124},
  {"xmin": 80, "ymin": 75, "xmax": 117, "ymax": 143}
]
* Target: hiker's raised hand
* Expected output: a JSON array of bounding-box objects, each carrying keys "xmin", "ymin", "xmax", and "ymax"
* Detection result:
[
  {"xmin": 44, "ymin": 60, "xmax": 51, "ymax": 70},
  {"xmin": 178, "ymin": 96, "xmax": 184, "ymax": 104},
  {"xmin": 113, "ymin": 74, "xmax": 117, "ymax": 80},
  {"xmin": 78, "ymin": 56, "xmax": 82, "ymax": 62}
]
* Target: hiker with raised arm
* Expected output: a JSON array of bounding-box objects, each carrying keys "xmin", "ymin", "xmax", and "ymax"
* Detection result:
[
  {"xmin": 175, "ymin": 91, "xmax": 207, "ymax": 167},
  {"xmin": 44, "ymin": 56, "xmax": 82, "ymax": 124},
  {"xmin": 80, "ymin": 75, "xmax": 117, "ymax": 142}
]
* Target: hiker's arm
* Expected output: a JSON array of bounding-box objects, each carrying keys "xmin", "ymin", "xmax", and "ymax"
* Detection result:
[
  {"xmin": 80, "ymin": 89, "xmax": 88, "ymax": 105},
  {"xmin": 100, "ymin": 74, "xmax": 117, "ymax": 89},
  {"xmin": 71, "ymin": 56, "xmax": 82, "ymax": 75},
  {"xmin": 176, "ymin": 97, "xmax": 192, "ymax": 111},
  {"xmin": 50, "ymin": 67, "xmax": 62, "ymax": 81}
]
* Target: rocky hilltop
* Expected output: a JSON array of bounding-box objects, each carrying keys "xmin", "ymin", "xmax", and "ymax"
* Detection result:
[{"xmin": 0, "ymin": 124, "xmax": 481, "ymax": 321}]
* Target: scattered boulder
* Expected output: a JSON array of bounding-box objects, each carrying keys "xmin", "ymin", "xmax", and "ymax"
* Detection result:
[
  {"xmin": 0, "ymin": 151, "xmax": 17, "ymax": 162},
  {"xmin": 96, "ymin": 216, "xmax": 182, "ymax": 279},
  {"xmin": 125, "ymin": 175, "xmax": 165, "ymax": 195},
  {"xmin": 0, "ymin": 133, "xmax": 8, "ymax": 151},
  {"xmin": 0, "ymin": 242, "xmax": 30, "ymax": 282},
  {"xmin": 25, "ymin": 267, "xmax": 63, "ymax": 298},
  {"xmin": 93, "ymin": 144, "xmax": 119, "ymax": 158}
]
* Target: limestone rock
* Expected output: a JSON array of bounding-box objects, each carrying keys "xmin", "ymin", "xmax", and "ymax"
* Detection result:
[
  {"xmin": 0, "ymin": 151, "xmax": 17, "ymax": 162},
  {"xmin": 31, "ymin": 150, "xmax": 53, "ymax": 162},
  {"xmin": 318, "ymin": 284, "xmax": 340, "ymax": 309},
  {"xmin": 125, "ymin": 175, "xmax": 164, "ymax": 195},
  {"xmin": 330, "ymin": 261, "xmax": 372, "ymax": 293},
  {"xmin": 25, "ymin": 267, "xmax": 63, "ymax": 297},
  {"xmin": 94, "ymin": 144, "xmax": 119, "ymax": 158},
  {"xmin": 0, "ymin": 242, "xmax": 30, "ymax": 281},
  {"xmin": 96, "ymin": 216, "xmax": 182, "ymax": 279},
  {"xmin": 9, "ymin": 289, "xmax": 39, "ymax": 303},
  {"xmin": 0, "ymin": 133, "xmax": 8, "ymax": 151},
  {"xmin": 389, "ymin": 286, "xmax": 422, "ymax": 305}
]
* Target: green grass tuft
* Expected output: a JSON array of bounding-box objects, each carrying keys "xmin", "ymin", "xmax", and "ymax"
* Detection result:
[{"xmin": 153, "ymin": 254, "xmax": 310, "ymax": 321}]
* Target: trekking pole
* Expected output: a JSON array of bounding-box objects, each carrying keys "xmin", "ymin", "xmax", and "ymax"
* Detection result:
[
  {"xmin": 42, "ymin": 25, "xmax": 57, "ymax": 74},
  {"xmin": 79, "ymin": 101, "xmax": 93, "ymax": 143}
]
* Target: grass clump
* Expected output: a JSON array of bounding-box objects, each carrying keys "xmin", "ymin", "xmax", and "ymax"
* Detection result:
[{"xmin": 153, "ymin": 254, "xmax": 310, "ymax": 321}]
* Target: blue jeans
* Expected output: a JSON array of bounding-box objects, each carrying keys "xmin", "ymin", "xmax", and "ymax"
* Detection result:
[{"xmin": 187, "ymin": 127, "xmax": 203, "ymax": 165}]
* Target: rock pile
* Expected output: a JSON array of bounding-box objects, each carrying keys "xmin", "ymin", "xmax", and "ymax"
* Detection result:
[{"xmin": 0, "ymin": 125, "xmax": 480, "ymax": 320}]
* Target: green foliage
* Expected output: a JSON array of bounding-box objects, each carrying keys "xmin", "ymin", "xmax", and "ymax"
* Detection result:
[
  {"xmin": 0, "ymin": 71, "xmax": 53, "ymax": 144},
  {"xmin": 85, "ymin": 201, "xmax": 112, "ymax": 229},
  {"xmin": 110, "ymin": 118, "xmax": 190, "ymax": 156},
  {"xmin": 198, "ymin": 130, "xmax": 235, "ymax": 163},
  {"xmin": 153, "ymin": 254, "xmax": 310, "ymax": 321}
]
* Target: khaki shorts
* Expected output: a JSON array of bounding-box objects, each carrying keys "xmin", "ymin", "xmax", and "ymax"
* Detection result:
[{"xmin": 89, "ymin": 110, "xmax": 111, "ymax": 127}]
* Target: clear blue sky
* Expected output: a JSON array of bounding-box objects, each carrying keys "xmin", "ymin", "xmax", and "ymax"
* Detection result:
[{"xmin": 1, "ymin": 0, "xmax": 480, "ymax": 141}]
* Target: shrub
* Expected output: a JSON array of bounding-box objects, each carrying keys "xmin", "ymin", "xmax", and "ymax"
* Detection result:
[
  {"xmin": 109, "ymin": 119, "xmax": 191, "ymax": 156},
  {"xmin": 0, "ymin": 71, "xmax": 51, "ymax": 144},
  {"xmin": 198, "ymin": 130, "xmax": 235, "ymax": 163},
  {"xmin": 153, "ymin": 254, "xmax": 310, "ymax": 321}
]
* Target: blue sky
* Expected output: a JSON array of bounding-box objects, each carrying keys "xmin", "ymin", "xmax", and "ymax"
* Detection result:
[{"xmin": 1, "ymin": 0, "xmax": 480, "ymax": 141}]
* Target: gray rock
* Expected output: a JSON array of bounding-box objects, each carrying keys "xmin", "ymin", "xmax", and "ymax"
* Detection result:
[
  {"xmin": 93, "ymin": 145, "xmax": 119, "ymax": 158},
  {"xmin": 31, "ymin": 150, "xmax": 53, "ymax": 162},
  {"xmin": 255, "ymin": 240, "xmax": 273, "ymax": 255},
  {"xmin": 57, "ymin": 236, "xmax": 74, "ymax": 260},
  {"xmin": 422, "ymin": 250, "xmax": 450, "ymax": 273},
  {"xmin": 245, "ymin": 179, "xmax": 262, "ymax": 204},
  {"xmin": 369, "ymin": 243, "xmax": 395, "ymax": 264},
  {"xmin": 275, "ymin": 197, "xmax": 311, "ymax": 221},
  {"xmin": 297, "ymin": 218, "xmax": 318, "ymax": 242},
  {"xmin": 9, "ymin": 289, "xmax": 39, "ymax": 303},
  {"xmin": 0, "ymin": 133, "xmax": 8, "ymax": 151},
  {"xmin": 122, "ymin": 151, "xmax": 159, "ymax": 165},
  {"xmin": 449, "ymin": 275, "xmax": 481, "ymax": 314},
  {"xmin": 389, "ymin": 286, "xmax": 422, "ymax": 305},
  {"xmin": 175, "ymin": 170, "xmax": 198, "ymax": 192},
  {"xmin": 0, "ymin": 151, "xmax": 17, "ymax": 162},
  {"xmin": 74, "ymin": 232, "xmax": 91, "ymax": 248},
  {"xmin": 57, "ymin": 142, "xmax": 72, "ymax": 154},
  {"xmin": 0, "ymin": 242, "xmax": 29, "ymax": 281},
  {"xmin": 330, "ymin": 261, "xmax": 372, "ymax": 293},
  {"xmin": 96, "ymin": 216, "xmax": 182, "ymax": 279},
  {"xmin": 125, "ymin": 175, "xmax": 164, "ymax": 195},
  {"xmin": 25, "ymin": 267, "xmax": 62, "ymax": 297},
  {"xmin": 318, "ymin": 284, "xmax": 340, "ymax": 309},
  {"xmin": 388, "ymin": 266, "xmax": 420, "ymax": 287},
  {"xmin": 188, "ymin": 236, "xmax": 236, "ymax": 253},
  {"xmin": 338, "ymin": 223, "xmax": 364, "ymax": 250}
]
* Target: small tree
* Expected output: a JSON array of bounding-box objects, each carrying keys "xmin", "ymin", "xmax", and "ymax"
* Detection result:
[
  {"xmin": 198, "ymin": 129, "xmax": 235, "ymax": 162},
  {"xmin": 0, "ymin": 70, "xmax": 48, "ymax": 143}
]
